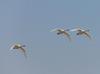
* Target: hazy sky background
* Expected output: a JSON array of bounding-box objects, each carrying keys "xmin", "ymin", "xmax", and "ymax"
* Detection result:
[{"xmin": 0, "ymin": 0, "xmax": 100, "ymax": 74}]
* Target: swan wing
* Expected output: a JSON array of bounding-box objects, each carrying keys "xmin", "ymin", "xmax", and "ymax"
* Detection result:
[{"xmin": 63, "ymin": 31, "xmax": 71, "ymax": 40}]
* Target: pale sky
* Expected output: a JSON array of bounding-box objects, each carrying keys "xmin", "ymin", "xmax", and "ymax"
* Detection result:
[{"xmin": 0, "ymin": 0, "xmax": 100, "ymax": 74}]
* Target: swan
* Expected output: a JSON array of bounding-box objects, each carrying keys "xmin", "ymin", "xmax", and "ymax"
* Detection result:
[
  {"xmin": 10, "ymin": 44, "xmax": 27, "ymax": 58},
  {"xmin": 51, "ymin": 28, "xmax": 71, "ymax": 40},
  {"xmin": 69, "ymin": 27, "xmax": 91, "ymax": 39}
]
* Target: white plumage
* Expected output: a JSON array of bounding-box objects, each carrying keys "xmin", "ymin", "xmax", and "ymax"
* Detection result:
[
  {"xmin": 69, "ymin": 27, "xmax": 91, "ymax": 39},
  {"xmin": 51, "ymin": 28, "xmax": 71, "ymax": 40},
  {"xmin": 10, "ymin": 44, "xmax": 27, "ymax": 58}
]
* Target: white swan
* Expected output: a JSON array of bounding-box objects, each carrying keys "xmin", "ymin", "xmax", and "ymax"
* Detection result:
[
  {"xmin": 69, "ymin": 27, "xmax": 91, "ymax": 39},
  {"xmin": 51, "ymin": 28, "xmax": 71, "ymax": 40},
  {"xmin": 10, "ymin": 44, "xmax": 27, "ymax": 58}
]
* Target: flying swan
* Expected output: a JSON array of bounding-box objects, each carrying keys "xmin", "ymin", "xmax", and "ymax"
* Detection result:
[
  {"xmin": 69, "ymin": 27, "xmax": 91, "ymax": 39},
  {"xmin": 10, "ymin": 43, "xmax": 27, "ymax": 58},
  {"xmin": 51, "ymin": 28, "xmax": 71, "ymax": 40}
]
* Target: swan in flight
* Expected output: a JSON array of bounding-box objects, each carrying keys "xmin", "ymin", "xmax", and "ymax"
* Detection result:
[
  {"xmin": 69, "ymin": 27, "xmax": 91, "ymax": 39},
  {"xmin": 10, "ymin": 43, "xmax": 27, "ymax": 58},
  {"xmin": 51, "ymin": 28, "xmax": 71, "ymax": 40}
]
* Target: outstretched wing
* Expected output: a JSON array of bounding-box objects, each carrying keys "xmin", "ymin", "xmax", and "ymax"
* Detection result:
[
  {"xmin": 10, "ymin": 45, "xmax": 14, "ymax": 51},
  {"xmin": 50, "ymin": 28, "xmax": 59, "ymax": 32},
  {"xmin": 70, "ymin": 28, "xmax": 85, "ymax": 32},
  {"xmin": 83, "ymin": 32, "xmax": 91, "ymax": 39},
  {"xmin": 63, "ymin": 31, "xmax": 71, "ymax": 40},
  {"xmin": 19, "ymin": 47, "xmax": 27, "ymax": 58},
  {"xmin": 69, "ymin": 28, "xmax": 78, "ymax": 32}
]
